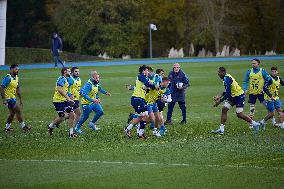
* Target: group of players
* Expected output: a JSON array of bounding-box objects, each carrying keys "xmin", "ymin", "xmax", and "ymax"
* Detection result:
[{"xmin": 0, "ymin": 58, "xmax": 283, "ymax": 138}]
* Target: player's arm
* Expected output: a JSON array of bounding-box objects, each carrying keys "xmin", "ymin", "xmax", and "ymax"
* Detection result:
[
  {"xmin": 98, "ymin": 85, "xmax": 111, "ymax": 96},
  {"xmin": 56, "ymin": 78, "xmax": 72, "ymax": 101},
  {"xmin": 262, "ymin": 78, "xmax": 273, "ymax": 99},
  {"xmin": 243, "ymin": 69, "xmax": 250, "ymax": 92},
  {"xmin": 80, "ymin": 83, "xmax": 100, "ymax": 103},
  {"xmin": 0, "ymin": 76, "xmax": 11, "ymax": 105},
  {"xmin": 164, "ymin": 88, "xmax": 172, "ymax": 103},
  {"xmin": 138, "ymin": 74, "xmax": 155, "ymax": 89},
  {"xmin": 214, "ymin": 76, "xmax": 232, "ymax": 107},
  {"xmin": 262, "ymin": 69, "xmax": 270, "ymax": 81},
  {"xmin": 280, "ymin": 77, "xmax": 284, "ymax": 86},
  {"xmin": 16, "ymin": 85, "xmax": 23, "ymax": 106}
]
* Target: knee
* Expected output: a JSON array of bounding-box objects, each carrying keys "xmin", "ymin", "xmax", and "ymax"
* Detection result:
[{"xmin": 97, "ymin": 110, "xmax": 104, "ymax": 116}]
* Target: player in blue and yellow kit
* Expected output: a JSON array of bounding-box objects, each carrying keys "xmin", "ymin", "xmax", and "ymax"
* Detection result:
[
  {"xmin": 243, "ymin": 58, "xmax": 270, "ymax": 122},
  {"xmin": 75, "ymin": 71, "xmax": 111, "ymax": 134},
  {"xmin": 48, "ymin": 67, "xmax": 76, "ymax": 137},
  {"xmin": 68, "ymin": 67, "xmax": 82, "ymax": 126},
  {"xmin": 124, "ymin": 65, "xmax": 156, "ymax": 138},
  {"xmin": 0, "ymin": 64, "xmax": 31, "ymax": 132},
  {"xmin": 260, "ymin": 67, "xmax": 284, "ymax": 130},
  {"xmin": 212, "ymin": 67, "xmax": 260, "ymax": 135}
]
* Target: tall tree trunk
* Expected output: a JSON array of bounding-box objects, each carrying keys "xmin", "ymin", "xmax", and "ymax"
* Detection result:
[
  {"xmin": 272, "ymin": 0, "xmax": 284, "ymax": 52},
  {"xmin": 184, "ymin": 0, "xmax": 191, "ymax": 56}
]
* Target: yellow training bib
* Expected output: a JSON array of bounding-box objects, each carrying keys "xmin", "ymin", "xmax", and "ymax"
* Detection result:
[
  {"xmin": 264, "ymin": 76, "xmax": 280, "ymax": 100},
  {"xmin": 248, "ymin": 68, "xmax": 264, "ymax": 95},
  {"xmin": 225, "ymin": 74, "xmax": 244, "ymax": 97},
  {"xmin": 81, "ymin": 79, "xmax": 98, "ymax": 104},
  {"xmin": 4, "ymin": 74, "xmax": 18, "ymax": 99}
]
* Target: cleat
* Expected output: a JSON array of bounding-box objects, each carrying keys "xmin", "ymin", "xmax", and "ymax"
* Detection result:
[
  {"xmin": 4, "ymin": 127, "xmax": 13, "ymax": 132},
  {"xmin": 138, "ymin": 134, "xmax": 147, "ymax": 139},
  {"xmin": 89, "ymin": 122, "xmax": 100, "ymax": 131},
  {"xmin": 180, "ymin": 120, "xmax": 186, "ymax": 125},
  {"xmin": 154, "ymin": 131, "xmax": 161, "ymax": 137},
  {"xmin": 69, "ymin": 133, "xmax": 77, "ymax": 138},
  {"xmin": 211, "ymin": 128, "xmax": 224, "ymax": 135},
  {"xmin": 248, "ymin": 123, "xmax": 253, "ymax": 129},
  {"xmin": 124, "ymin": 127, "xmax": 132, "ymax": 138},
  {"xmin": 159, "ymin": 127, "xmax": 167, "ymax": 136},
  {"xmin": 259, "ymin": 121, "xmax": 266, "ymax": 131},
  {"xmin": 252, "ymin": 122, "xmax": 260, "ymax": 134},
  {"xmin": 47, "ymin": 126, "xmax": 53, "ymax": 136},
  {"xmin": 75, "ymin": 127, "xmax": 83, "ymax": 135},
  {"xmin": 274, "ymin": 123, "xmax": 281, "ymax": 127},
  {"xmin": 164, "ymin": 120, "xmax": 172, "ymax": 125},
  {"xmin": 22, "ymin": 125, "xmax": 31, "ymax": 132}
]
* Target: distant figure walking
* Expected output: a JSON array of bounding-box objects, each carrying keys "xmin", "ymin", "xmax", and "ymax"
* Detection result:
[{"xmin": 51, "ymin": 32, "xmax": 65, "ymax": 68}]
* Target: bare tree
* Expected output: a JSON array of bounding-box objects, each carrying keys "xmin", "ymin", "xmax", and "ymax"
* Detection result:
[{"xmin": 198, "ymin": 0, "xmax": 229, "ymax": 54}]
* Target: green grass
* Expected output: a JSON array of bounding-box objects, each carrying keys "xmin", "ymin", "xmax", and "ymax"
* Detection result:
[{"xmin": 0, "ymin": 60, "xmax": 284, "ymax": 188}]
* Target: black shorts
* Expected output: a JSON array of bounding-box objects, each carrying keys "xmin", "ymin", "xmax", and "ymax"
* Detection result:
[
  {"xmin": 72, "ymin": 100, "xmax": 80, "ymax": 109},
  {"xmin": 53, "ymin": 101, "xmax": 74, "ymax": 114}
]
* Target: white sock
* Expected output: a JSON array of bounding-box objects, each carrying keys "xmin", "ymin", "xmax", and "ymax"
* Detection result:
[
  {"xmin": 20, "ymin": 122, "xmax": 26, "ymax": 128},
  {"xmin": 138, "ymin": 129, "xmax": 144, "ymax": 136},
  {"xmin": 127, "ymin": 124, "xmax": 133, "ymax": 130},
  {"xmin": 272, "ymin": 117, "xmax": 276, "ymax": 125},
  {"xmin": 281, "ymin": 122, "xmax": 284, "ymax": 129},
  {"xmin": 5, "ymin": 123, "xmax": 11, "ymax": 129},
  {"xmin": 220, "ymin": 124, "xmax": 225, "ymax": 132},
  {"xmin": 70, "ymin": 128, "xmax": 74, "ymax": 135},
  {"xmin": 48, "ymin": 123, "xmax": 54, "ymax": 128}
]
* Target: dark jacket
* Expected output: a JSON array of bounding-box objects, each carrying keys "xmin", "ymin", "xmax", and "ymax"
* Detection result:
[
  {"xmin": 51, "ymin": 36, "xmax": 62, "ymax": 56},
  {"xmin": 168, "ymin": 69, "xmax": 189, "ymax": 102}
]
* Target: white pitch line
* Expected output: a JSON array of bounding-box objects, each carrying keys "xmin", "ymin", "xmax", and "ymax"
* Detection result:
[{"xmin": 0, "ymin": 159, "xmax": 283, "ymax": 170}]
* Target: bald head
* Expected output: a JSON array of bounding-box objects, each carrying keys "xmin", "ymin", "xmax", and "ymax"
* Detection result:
[
  {"xmin": 173, "ymin": 63, "xmax": 180, "ymax": 73},
  {"xmin": 90, "ymin": 71, "xmax": 100, "ymax": 83}
]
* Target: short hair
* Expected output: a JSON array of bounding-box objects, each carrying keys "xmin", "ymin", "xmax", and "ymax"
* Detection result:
[
  {"xmin": 90, "ymin": 70, "xmax": 98, "ymax": 77},
  {"xmin": 271, "ymin": 66, "xmax": 278, "ymax": 71},
  {"xmin": 148, "ymin": 66, "xmax": 153, "ymax": 72},
  {"xmin": 138, "ymin": 65, "xmax": 150, "ymax": 74},
  {"xmin": 162, "ymin": 77, "xmax": 170, "ymax": 82},
  {"xmin": 61, "ymin": 67, "xmax": 69, "ymax": 75},
  {"xmin": 252, "ymin": 58, "xmax": 260, "ymax": 64},
  {"xmin": 156, "ymin": 68, "xmax": 164, "ymax": 74},
  {"xmin": 219, "ymin": 67, "xmax": 226, "ymax": 73},
  {"xmin": 71, "ymin": 67, "xmax": 79, "ymax": 72},
  {"xmin": 10, "ymin": 64, "xmax": 18, "ymax": 70}
]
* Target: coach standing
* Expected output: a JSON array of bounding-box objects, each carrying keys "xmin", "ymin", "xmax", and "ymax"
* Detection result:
[
  {"xmin": 51, "ymin": 32, "xmax": 65, "ymax": 68},
  {"xmin": 165, "ymin": 63, "xmax": 189, "ymax": 125}
]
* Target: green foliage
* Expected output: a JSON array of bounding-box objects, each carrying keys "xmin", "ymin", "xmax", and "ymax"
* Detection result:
[{"xmin": 0, "ymin": 60, "xmax": 283, "ymax": 188}]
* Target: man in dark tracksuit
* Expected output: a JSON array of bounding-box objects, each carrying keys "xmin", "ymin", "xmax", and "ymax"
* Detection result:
[
  {"xmin": 165, "ymin": 63, "xmax": 189, "ymax": 125},
  {"xmin": 51, "ymin": 32, "xmax": 65, "ymax": 68}
]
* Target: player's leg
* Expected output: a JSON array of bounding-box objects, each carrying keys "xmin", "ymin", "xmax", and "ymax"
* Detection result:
[
  {"xmin": 212, "ymin": 101, "xmax": 232, "ymax": 135},
  {"xmin": 75, "ymin": 104, "xmax": 91, "ymax": 133},
  {"xmin": 89, "ymin": 103, "xmax": 104, "ymax": 131},
  {"xmin": 147, "ymin": 104, "xmax": 156, "ymax": 130},
  {"xmin": 260, "ymin": 100, "xmax": 275, "ymax": 129},
  {"xmin": 5, "ymin": 107, "xmax": 15, "ymax": 131},
  {"xmin": 12, "ymin": 102, "xmax": 30, "ymax": 131},
  {"xmin": 248, "ymin": 94, "xmax": 257, "ymax": 119},
  {"xmin": 166, "ymin": 101, "xmax": 176, "ymax": 125},
  {"xmin": 178, "ymin": 101, "xmax": 186, "ymax": 124},
  {"xmin": 53, "ymin": 56, "xmax": 58, "ymax": 68},
  {"xmin": 73, "ymin": 100, "xmax": 81, "ymax": 125}
]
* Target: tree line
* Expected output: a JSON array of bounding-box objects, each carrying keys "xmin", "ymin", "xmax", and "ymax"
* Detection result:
[{"xmin": 7, "ymin": 0, "xmax": 284, "ymax": 58}]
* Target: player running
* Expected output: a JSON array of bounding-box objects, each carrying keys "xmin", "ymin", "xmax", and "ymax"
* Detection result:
[
  {"xmin": 260, "ymin": 67, "xmax": 284, "ymax": 130},
  {"xmin": 124, "ymin": 65, "xmax": 156, "ymax": 139},
  {"xmin": 0, "ymin": 64, "xmax": 31, "ymax": 132},
  {"xmin": 212, "ymin": 67, "xmax": 260, "ymax": 135},
  {"xmin": 75, "ymin": 71, "xmax": 111, "ymax": 134},
  {"xmin": 48, "ymin": 67, "xmax": 76, "ymax": 137},
  {"xmin": 243, "ymin": 58, "xmax": 270, "ymax": 125},
  {"xmin": 68, "ymin": 67, "xmax": 82, "ymax": 126}
]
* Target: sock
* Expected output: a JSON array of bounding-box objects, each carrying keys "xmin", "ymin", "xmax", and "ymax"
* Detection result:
[
  {"xmin": 127, "ymin": 123, "xmax": 133, "ymax": 130},
  {"xmin": 220, "ymin": 124, "xmax": 225, "ymax": 132},
  {"xmin": 5, "ymin": 123, "xmax": 11, "ymax": 129},
  {"xmin": 251, "ymin": 120, "xmax": 258, "ymax": 126},
  {"xmin": 272, "ymin": 117, "xmax": 276, "ymax": 125},
  {"xmin": 20, "ymin": 122, "xmax": 26, "ymax": 128},
  {"xmin": 48, "ymin": 123, "xmax": 54, "ymax": 128},
  {"xmin": 136, "ymin": 123, "xmax": 140, "ymax": 134},
  {"xmin": 70, "ymin": 128, "xmax": 74, "ymax": 135},
  {"xmin": 281, "ymin": 122, "xmax": 284, "ymax": 129},
  {"xmin": 249, "ymin": 105, "xmax": 255, "ymax": 117},
  {"xmin": 138, "ymin": 129, "xmax": 144, "ymax": 136}
]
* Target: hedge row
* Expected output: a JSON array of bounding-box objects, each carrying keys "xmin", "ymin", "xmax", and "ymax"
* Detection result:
[{"xmin": 5, "ymin": 47, "xmax": 102, "ymax": 65}]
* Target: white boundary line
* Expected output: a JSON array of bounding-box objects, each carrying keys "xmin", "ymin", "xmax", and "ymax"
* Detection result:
[{"xmin": 0, "ymin": 158, "xmax": 283, "ymax": 170}]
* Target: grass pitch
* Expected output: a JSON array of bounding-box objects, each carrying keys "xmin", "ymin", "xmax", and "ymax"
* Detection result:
[{"xmin": 0, "ymin": 60, "xmax": 284, "ymax": 188}]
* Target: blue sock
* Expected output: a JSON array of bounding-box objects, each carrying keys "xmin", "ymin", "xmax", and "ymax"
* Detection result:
[{"xmin": 150, "ymin": 121, "xmax": 155, "ymax": 130}]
